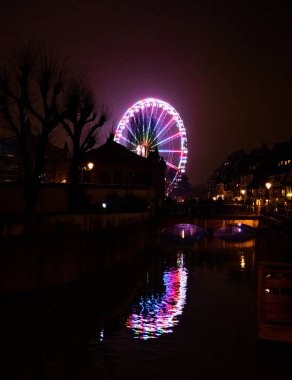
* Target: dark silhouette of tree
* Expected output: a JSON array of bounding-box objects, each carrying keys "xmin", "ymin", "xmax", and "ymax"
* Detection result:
[
  {"xmin": 0, "ymin": 46, "xmax": 39, "ymax": 209},
  {"xmin": 61, "ymin": 74, "xmax": 109, "ymax": 210},
  {"xmin": 0, "ymin": 42, "xmax": 107, "ymax": 212},
  {"xmin": 62, "ymin": 74, "xmax": 108, "ymax": 185},
  {"xmin": 0, "ymin": 42, "xmax": 66, "ymax": 210}
]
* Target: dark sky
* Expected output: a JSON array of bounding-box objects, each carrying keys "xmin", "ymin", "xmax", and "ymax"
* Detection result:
[{"xmin": 0, "ymin": 0, "xmax": 291, "ymax": 185}]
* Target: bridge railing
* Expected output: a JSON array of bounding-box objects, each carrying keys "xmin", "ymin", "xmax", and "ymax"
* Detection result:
[{"xmin": 260, "ymin": 205, "xmax": 292, "ymax": 221}]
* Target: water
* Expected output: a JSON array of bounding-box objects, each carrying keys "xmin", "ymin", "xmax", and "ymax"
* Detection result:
[
  {"xmin": 87, "ymin": 242, "xmax": 257, "ymax": 380},
  {"xmin": 1, "ymin": 226, "xmax": 292, "ymax": 380}
]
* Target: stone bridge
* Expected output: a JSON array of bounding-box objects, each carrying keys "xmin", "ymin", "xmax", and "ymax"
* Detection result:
[{"xmin": 157, "ymin": 214, "xmax": 259, "ymax": 232}]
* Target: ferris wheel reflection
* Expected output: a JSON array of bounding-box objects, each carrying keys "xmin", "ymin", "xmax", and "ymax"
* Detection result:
[{"xmin": 126, "ymin": 252, "xmax": 188, "ymax": 340}]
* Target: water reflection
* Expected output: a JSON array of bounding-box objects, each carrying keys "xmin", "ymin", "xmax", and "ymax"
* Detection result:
[
  {"xmin": 161, "ymin": 223, "xmax": 206, "ymax": 243},
  {"xmin": 240, "ymin": 252, "xmax": 246, "ymax": 271},
  {"xmin": 126, "ymin": 252, "xmax": 188, "ymax": 340},
  {"xmin": 214, "ymin": 223, "xmax": 255, "ymax": 242}
]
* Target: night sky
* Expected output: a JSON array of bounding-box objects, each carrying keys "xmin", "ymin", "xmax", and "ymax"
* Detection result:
[{"xmin": 0, "ymin": 0, "xmax": 291, "ymax": 185}]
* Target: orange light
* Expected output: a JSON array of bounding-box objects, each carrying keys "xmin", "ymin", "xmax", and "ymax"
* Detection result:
[
  {"xmin": 87, "ymin": 162, "xmax": 94, "ymax": 170},
  {"xmin": 265, "ymin": 182, "xmax": 271, "ymax": 190}
]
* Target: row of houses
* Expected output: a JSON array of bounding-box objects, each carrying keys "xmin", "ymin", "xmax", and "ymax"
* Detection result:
[{"xmin": 207, "ymin": 138, "xmax": 292, "ymax": 207}]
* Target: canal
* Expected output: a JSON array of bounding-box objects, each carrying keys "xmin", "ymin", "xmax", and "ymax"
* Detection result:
[{"xmin": 1, "ymin": 221, "xmax": 292, "ymax": 379}]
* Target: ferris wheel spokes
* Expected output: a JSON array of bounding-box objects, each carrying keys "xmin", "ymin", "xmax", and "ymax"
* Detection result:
[
  {"xmin": 125, "ymin": 124, "xmax": 139, "ymax": 143},
  {"xmin": 119, "ymin": 135, "xmax": 136, "ymax": 147},
  {"xmin": 146, "ymin": 105, "xmax": 155, "ymax": 141},
  {"xmin": 152, "ymin": 117, "xmax": 176, "ymax": 145},
  {"xmin": 158, "ymin": 149, "xmax": 183, "ymax": 153},
  {"xmin": 165, "ymin": 160, "xmax": 180, "ymax": 171},
  {"xmin": 153, "ymin": 131, "xmax": 181, "ymax": 148},
  {"xmin": 153, "ymin": 108, "xmax": 168, "ymax": 135},
  {"xmin": 114, "ymin": 97, "xmax": 187, "ymax": 192}
]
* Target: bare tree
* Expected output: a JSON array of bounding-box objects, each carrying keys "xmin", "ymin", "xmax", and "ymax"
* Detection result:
[
  {"xmin": 62, "ymin": 74, "xmax": 108, "ymax": 186},
  {"xmin": 0, "ymin": 42, "xmax": 109, "ymax": 212},
  {"xmin": 60, "ymin": 74, "xmax": 109, "ymax": 210},
  {"xmin": 0, "ymin": 42, "xmax": 68, "ymax": 211},
  {"xmin": 28, "ymin": 49, "xmax": 68, "ymax": 183}
]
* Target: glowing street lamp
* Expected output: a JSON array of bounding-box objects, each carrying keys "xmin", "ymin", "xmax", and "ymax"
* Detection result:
[
  {"xmin": 265, "ymin": 182, "xmax": 271, "ymax": 190},
  {"xmin": 265, "ymin": 182, "xmax": 272, "ymax": 203},
  {"xmin": 240, "ymin": 189, "xmax": 246, "ymax": 208},
  {"xmin": 87, "ymin": 162, "xmax": 94, "ymax": 170},
  {"xmin": 81, "ymin": 162, "xmax": 94, "ymax": 184}
]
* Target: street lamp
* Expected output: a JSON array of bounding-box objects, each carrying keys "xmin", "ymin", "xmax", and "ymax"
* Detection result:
[
  {"xmin": 87, "ymin": 162, "xmax": 94, "ymax": 170},
  {"xmin": 82, "ymin": 162, "xmax": 94, "ymax": 183},
  {"xmin": 265, "ymin": 182, "xmax": 272, "ymax": 204},
  {"xmin": 240, "ymin": 189, "xmax": 246, "ymax": 209}
]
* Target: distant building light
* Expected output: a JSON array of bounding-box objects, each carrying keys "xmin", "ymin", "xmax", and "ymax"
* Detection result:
[{"xmin": 102, "ymin": 203, "xmax": 107, "ymax": 209}]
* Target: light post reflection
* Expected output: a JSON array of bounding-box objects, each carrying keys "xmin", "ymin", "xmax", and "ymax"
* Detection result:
[
  {"xmin": 240, "ymin": 252, "xmax": 246, "ymax": 271},
  {"xmin": 126, "ymin": 252, "xmax": 188, "ymax": 340}
]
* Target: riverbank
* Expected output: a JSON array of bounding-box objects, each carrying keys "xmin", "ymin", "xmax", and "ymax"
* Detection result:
[{"xmin": 0, "ymin": 211, "xmax": 152, "ymax": 237}]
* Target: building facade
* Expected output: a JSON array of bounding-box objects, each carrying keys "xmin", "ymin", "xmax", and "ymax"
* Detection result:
[{"xmin": 208, "ymin": 138, "xmax": 292, "ymax": 207}]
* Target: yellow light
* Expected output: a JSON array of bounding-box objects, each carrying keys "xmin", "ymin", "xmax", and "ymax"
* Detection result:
[
  {"xmin": 265, "ymin": 182, "xmax": 272, "ymax": 190},
  {"xmin": 240, "ymin": 189, "xmax": 246, "ymax": 196},
  {"xmin": 240, "ymin": 254, "xmax": 246, "ymax": 270},
  {"xmin": 287, "ymin": 193, "xmax": 292, "ymax": 198},
  {"xmin": 87, "ymin": 162, "xmax": 94, "ymax": 170}
]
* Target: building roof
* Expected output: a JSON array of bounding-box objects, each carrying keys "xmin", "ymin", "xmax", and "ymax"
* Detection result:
[
  {"xmin": 83, "ymin": 134, "xmax": 166, "ymax": 169},
  {"xmin": 270, "ymin": 139, "xmax": 292, "ymax": 160},
  {"xmin": 209, "ymin": 149, "xmax": 247, "ymax": 183}
]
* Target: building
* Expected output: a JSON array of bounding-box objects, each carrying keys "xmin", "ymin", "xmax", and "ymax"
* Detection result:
[
  {"xmin": 207, "ymin": 150, "xmax": 247, "ymax": 201},
  {"xmin": 235, "ymin": 144, "xmax": 270, "ymax": 202},
  {"xmin": 208, "ymin": 138, "xmax": 292, "ymax": 207},
  {"xmin": 0, "ymin": 135, "xmax": 68, "ymax": 183},
  {"xmin": 256, "ymin": 139, "xmax": 292, "ymax": 205},
  {"xmin": 0, "ymin": 133, "xmax": 166, "ymax": 213},
  {"xmin": 79, "ymin": 134, "xmax": 166, "ymax": 211}
]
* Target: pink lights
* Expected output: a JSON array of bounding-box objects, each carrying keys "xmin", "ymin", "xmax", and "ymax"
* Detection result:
[
  {"xmin": 114, "ymin": 97, "xmax": 187, "ymax": 192},
  {"xmin": 126, "ymin": 252, "xmax": 188, "ymax": 340}
]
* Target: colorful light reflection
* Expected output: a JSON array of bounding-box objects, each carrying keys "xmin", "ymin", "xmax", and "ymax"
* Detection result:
[
  {"xmin": 162, "ymin": 223, "xmax": 206, "ymax": 243},
  {"xmin": 126, "ymin": 253, "xmax": 188, "ymax": 340}
]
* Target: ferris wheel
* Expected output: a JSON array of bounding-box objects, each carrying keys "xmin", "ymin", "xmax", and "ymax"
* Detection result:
[{"xmin": 114, "ymin": 97, "xmax": 187, "ymax": 191}]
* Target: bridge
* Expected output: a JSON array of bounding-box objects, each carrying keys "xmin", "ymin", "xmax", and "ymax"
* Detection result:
[
  {"xmin": 157, "ymin": 201, "xmax": 292, "ymax": 229},
  {"xmin": 157, "ymin": 201, "xmax": 259, "ymax": 230}
]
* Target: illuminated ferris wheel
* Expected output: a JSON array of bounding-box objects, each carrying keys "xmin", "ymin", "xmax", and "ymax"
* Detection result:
[{"xmin": 114, "ymin": 97, "xmax": 187, "ymax": 191}]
